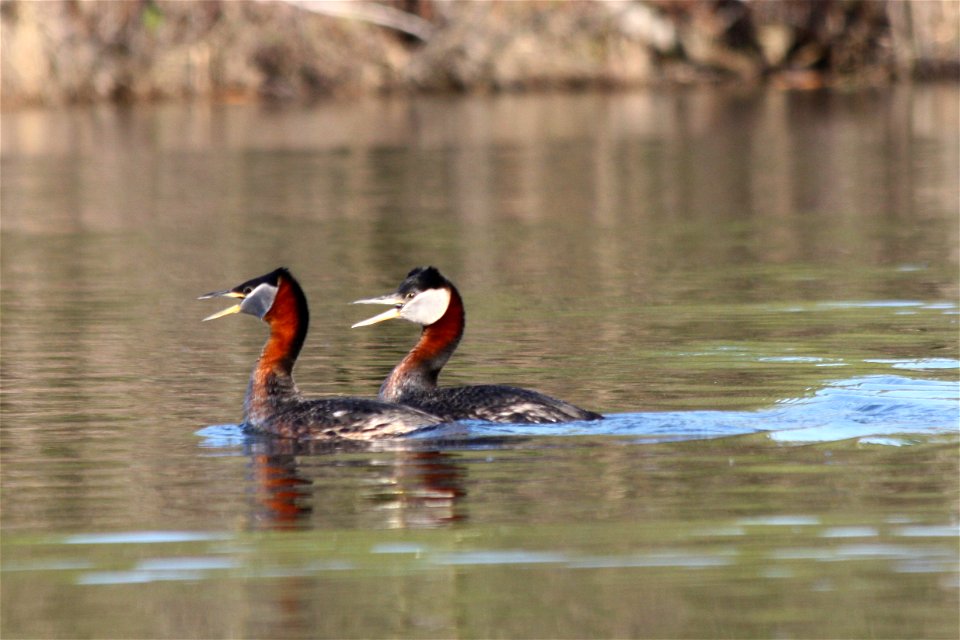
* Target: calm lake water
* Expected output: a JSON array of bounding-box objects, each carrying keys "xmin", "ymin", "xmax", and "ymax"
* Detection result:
[{"xmin": 2, "ymin": 85, "xmax": 958, "ymax": 638}]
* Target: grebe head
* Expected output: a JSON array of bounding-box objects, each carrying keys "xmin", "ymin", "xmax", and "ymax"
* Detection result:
[
  {"xmin": 199, "ymin": 268, "xmax": 288, "ymax": 321},
  {"xmin": 352, "ymin": 266, "xmax": 451, "ymax": 328}
]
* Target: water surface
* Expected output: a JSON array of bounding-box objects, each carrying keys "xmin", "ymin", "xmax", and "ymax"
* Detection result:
[{"xmin": 2, "ymin": 86, "xmax": 958, "ymax": 638}]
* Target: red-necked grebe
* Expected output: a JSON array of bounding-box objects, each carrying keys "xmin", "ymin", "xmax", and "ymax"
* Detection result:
[
  {"xmin": 351, "ymin": 266, "xmax": 603, "ymax": 424},
  {"xmin": 200, "ymin": 268, "xmax": 443, "ymax": 440}
]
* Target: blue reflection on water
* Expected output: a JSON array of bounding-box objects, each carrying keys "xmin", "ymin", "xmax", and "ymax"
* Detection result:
[
  {"xmin": 64, "ymin": 531, "xmax": 232, "ymax": 545},
  {"xmin": 197, "ymin": 374, "xmax": 959, "ymax": 449}
]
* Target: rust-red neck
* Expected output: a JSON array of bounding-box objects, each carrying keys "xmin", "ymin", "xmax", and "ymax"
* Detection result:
[
  {"xmin": 245, "ymin": 276, "xmax": 308, "ymax": 423},
  {"xmin": 260, "ymin": 276, "xmax": 308, "ymax": 373},
  {"xmin": 380, "ymin": 285, "xmax": 464, "ymax": 401}
]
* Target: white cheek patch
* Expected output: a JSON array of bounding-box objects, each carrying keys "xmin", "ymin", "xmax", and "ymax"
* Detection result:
[{"xmin": 401, "ymin": 288, "xmax": 451, "ymax": 326}]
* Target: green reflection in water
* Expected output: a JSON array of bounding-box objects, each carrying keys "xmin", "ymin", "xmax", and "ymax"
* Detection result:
[
  {"xmin": 1, "ymin": 86, "xmax": 957, "ymax": 639},
  {"xmin": 2, "ymin": 434, "xmax": 957, "ymax": 639}
]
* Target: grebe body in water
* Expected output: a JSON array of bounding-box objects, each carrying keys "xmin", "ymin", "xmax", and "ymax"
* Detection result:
[
  {"xmin": 352, "ymin": 267, "xmax": 603, "ymax": 424},
  {"xmin": 200, "ymin": 268, "xmax": 443, "ymax": 440}
]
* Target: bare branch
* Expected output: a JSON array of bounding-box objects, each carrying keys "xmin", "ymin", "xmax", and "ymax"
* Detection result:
[{"xmin": 257, "ymin": 0, "xmax": 434, "ymax": 42}]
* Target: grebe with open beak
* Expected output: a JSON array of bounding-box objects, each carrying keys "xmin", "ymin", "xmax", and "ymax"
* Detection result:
[
  {"xmin": 352, "ymin": 266, "xmax": 603, "ymax": 424},
  {"xmin": 201, "ymin": 268, "xmax": 443, "ymax": 440}
]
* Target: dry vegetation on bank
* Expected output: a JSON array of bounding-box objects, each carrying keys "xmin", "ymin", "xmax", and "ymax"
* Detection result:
[{"xmin": 2, "ymin": 0, "xmax": 958, "ymax": 107}]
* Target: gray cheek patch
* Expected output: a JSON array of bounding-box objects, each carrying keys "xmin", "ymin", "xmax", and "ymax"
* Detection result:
[{"xmin": 241, "ymin": 283, "xmax": 278, "ymax": 319}]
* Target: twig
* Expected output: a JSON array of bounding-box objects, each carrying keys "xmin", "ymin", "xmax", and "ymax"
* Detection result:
[{"xmin": 257, "ymin": 0, "xmax": 434, "ymax": 42}]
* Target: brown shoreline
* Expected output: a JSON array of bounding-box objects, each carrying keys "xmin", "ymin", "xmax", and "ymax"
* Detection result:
[{"xmin": 2, "ymin": 0, "xmax": 957, "ymax": 108}]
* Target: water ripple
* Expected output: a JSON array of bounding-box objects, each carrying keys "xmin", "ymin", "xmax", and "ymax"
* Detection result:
[{"xmin": 196, "ymin": 375, "xmax": 958, "ymax": 449}]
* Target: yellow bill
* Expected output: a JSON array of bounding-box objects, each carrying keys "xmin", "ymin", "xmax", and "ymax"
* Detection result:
[
  {"xmin": 351, "ymin": 306, "xmax": 402, "ymax": 328},
  {"xmin": 199, "ymin": 290, "xmax": 246, "ymax": 322}
]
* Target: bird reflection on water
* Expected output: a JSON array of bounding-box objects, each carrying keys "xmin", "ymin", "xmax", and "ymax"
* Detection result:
[{"xmin": 244, "ymin": 437, "xmax": 469, "ymax": 531}]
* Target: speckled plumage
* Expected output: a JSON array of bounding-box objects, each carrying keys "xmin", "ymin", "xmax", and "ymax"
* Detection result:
[
  {"xmin": 390, "ymin": 384, "xmax": 603, "ymax": 424},
  {"xmin": 243, "ymin": 370, "xmax": 441, "ymax": 440}
]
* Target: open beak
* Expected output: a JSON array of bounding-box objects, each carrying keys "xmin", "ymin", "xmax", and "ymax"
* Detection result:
[
  {"xmin": 198, "ymin": 290, "xmax": 245, "ymax": 322},
  {"xmin": 351, "ymin": 293, "xmax": 405, "ymax": 328}
]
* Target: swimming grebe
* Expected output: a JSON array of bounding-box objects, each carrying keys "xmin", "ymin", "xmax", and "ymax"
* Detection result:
[
  {"xmin": 200, "ymin": 268, "xmax": 443, "ymax": 440},
  {"xmin": 351, "ymin": 266, "xmax": 603, "ymax": 424}
]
